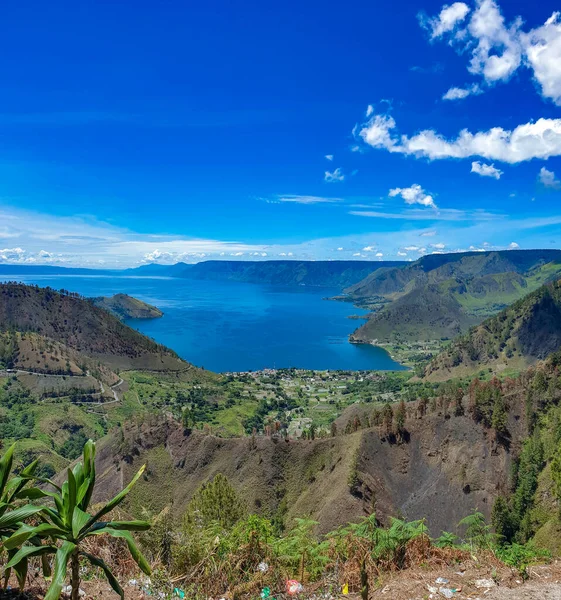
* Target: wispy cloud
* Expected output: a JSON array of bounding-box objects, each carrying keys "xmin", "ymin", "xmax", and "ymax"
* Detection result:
[
  {"xmin": 324, "ymin": 167, "xmax": 345, "ymax": 182},
  {"xmin": 442, "ymin": 83, "xmax": 483, "ymax": 101},
  {"xmin": 273, "ymin": 195, "xmax": 343, "ymax": 204}
]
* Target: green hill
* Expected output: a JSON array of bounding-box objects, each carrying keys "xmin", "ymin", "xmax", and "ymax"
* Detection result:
[
  {"xmin": 348, "ymin": 250, "xmax": 561, "ymax": 351},
  {"xmin": 425, "ymin": 279, "xmax": 561, "ymax": 380},
  {"xmin": 0, "ymin": 283, "xmax": 183, "ymax": 371}
]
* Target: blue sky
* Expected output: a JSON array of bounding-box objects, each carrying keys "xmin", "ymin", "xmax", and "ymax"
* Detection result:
[{"xmin": 1, "ymin": 0, "xmax": 561, "ymax": 267}]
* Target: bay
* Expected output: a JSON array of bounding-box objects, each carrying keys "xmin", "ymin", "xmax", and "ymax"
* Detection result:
[{"xmin": 0, "ymin": 274, "xmax": 405, "ymax": 373}]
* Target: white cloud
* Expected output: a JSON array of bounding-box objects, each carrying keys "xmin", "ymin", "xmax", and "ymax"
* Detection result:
[
  {"xmin": 358, "ymin": 111, "xmax": 561, "ymax": 164},
  {"xmin": 325, "ymin": 154, "xmax": 334, "ymax": 161},
  {"xmin": 442, "ymin": 83, "xmax": 483, "ymax": 100},
  {"xmin": 397, "ymin": 251, "xmax": 407, "ymax": 256},
  {"xmin": 366, "ymin": 105, "xmax": 374, "ymax": 117},
  {"xmin": 352, "ymin": 252, "xmax": 362, "ymax": 256},
  {"xmin": 420, "ymin": 2, "xmax": 470, "ymax": 39},
  {"xmin": 362, "ymin": 245, "xmax": 376, "ymax": 251},
  {"xmin": 324, "ymin": 167, "xmax": 345, "ymax": 182},
  {"xmin": 431, "ymin": 242, "xmax": 446, "ymax": 249},
  {"xmin": 421, "ymin": 230, "xmax": 437, "ymax": 236},
  {"xmin": 275, "ymin": 195, "xmax": 343, "ymax": 204},
  {"xmin": 471, "ymin": 161, "xmax": 503, "ymax": 179},
  {"xmin": 423, "ymin": 0, "xmax": 561, "ymax": 105},
  {"xmin": 375, "ymin": 252, "xmax": 384, "ymax": 257},
  {"xmin": 388, "ymin": 184, "xmax": 436, "ymax": 208},
  {"xmin": 404, "ymin": 245, "xmax": 420, "ymax": 251},
  {"xmin": 523, "ymin": 13, "xmax": 561, "ymax": 106},
  {"xmin": 538, "ymin": 166, "xmax": 561, "ymax": 189},
  {"xmin": 509, "ymin": 242, "xmax": 520, "ymax": 248},
  {"xmin": 337, "ymin": 247, "xmax": 344, "ymax": 251}
]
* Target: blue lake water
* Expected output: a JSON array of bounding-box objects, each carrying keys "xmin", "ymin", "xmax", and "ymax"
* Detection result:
[{"xmin": 0, "ymin": 274, "xmax": 405, "ymax": 373}]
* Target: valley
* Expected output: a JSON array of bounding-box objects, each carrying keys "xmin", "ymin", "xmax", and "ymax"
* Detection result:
[{"xmin": 2, "ymin": 257, "xmax": 561, "ymax": 598}]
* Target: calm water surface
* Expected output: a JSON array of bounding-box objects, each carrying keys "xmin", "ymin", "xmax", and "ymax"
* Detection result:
[{"xmin": 0, "ymin": 274, "xmax": 405, "ymax": 373}]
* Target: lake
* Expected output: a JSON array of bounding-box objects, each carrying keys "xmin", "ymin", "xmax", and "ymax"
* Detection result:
[{"xmin": 0, "ymin": 274, "xmax": 405, "ymax": 372}]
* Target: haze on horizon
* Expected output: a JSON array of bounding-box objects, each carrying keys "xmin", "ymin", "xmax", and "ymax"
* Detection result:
[{"xmin": 1, "ymin": 0, "xmax": 561, "ymax": 268}]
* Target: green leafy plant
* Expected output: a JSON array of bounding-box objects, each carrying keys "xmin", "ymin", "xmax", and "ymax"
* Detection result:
[
  {"xmin": 275, "ymin": 518, "xmax": 330, "ymax": 581},
  {"xmin": 4, "ymin": 440, "xmax": 151, "ymax": 600},
  {"xmin": 458, "ymin": 511, "xmax": 496, "ymax": 550},
  {"xmin": 434, "ymin": 531, "xmax": 458, "ymax": 548},
  {"xmin": 0, "ymin": 444, "xmax": 47, "ymax": 591}
]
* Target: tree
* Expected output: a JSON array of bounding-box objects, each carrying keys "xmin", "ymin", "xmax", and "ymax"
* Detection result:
[
  {"xmin": 395, "ymin": 400, "xmax": 406, "ymax": 437},
  {"xmin": 491, "ymin": 495, "xmax": 515, "ymax": 544},
  {"xmin": 491, "ymin": 393, "xmax": 509, "ymax": 440},
  {"xmin": 184, "ymin": 473, "xmax": 245, "ymax": 530},
  {"xmin": 453, "ymin": 387, "xmax": 464, "ymax": 417},
  {"xmin": 382, "ymin": 404, "xmax": 393, "ymax": 436},
  {"xmin": 552, "ymin": 450, "xmax": 561, "ymax": 519},
  {"xmin": 5, "ymin": 440, "xmax": 150, "ymax": 600}
]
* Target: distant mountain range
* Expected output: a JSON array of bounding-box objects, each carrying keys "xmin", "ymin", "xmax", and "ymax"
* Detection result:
[{"xmin": 0, "ymin": 259, "xmax": 407, "ymax": 289}]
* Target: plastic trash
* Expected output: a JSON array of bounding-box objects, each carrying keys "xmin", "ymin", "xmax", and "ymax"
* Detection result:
[
  {"xmin": 258, "ymin": 561, "xmax": 269, "ymax": 573},
  {"xmin": 342, "ymin": 583, "xmax": 349, "ymax": 595},
  {"xmin": 439, "ymin": 588, "xmax": 454, "ymax": 598},
  {"xmin": 435, "ymin": 577, "xmax": 449, "ymax": 584},
  {"xmin": 261, "ymin": 587, "xmax": 271, "ymax": 598},
  {"xmin": 173, "ymin": 588, "xmax": 186, "ymax": 599},
  {"xmin": 474, "ymin": 578, "xmax": 496, "ymax": 588},
  {"xmin": 286, "ymin": 580, "xmax": 303, "ymax": 595}
]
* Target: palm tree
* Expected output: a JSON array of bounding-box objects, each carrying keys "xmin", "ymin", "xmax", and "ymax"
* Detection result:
[{"xmin": 4, "ymin": 440, "xmax": 151, "ymax": 600}]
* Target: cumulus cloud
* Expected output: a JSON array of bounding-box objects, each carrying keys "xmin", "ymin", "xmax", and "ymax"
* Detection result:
[
  {"xmin": 397, "ymin": 251, "xmax": 407, "ymax": 256},
  {"xmin": 509, "ymin": 242, "xmax": 520, "ymax": 248},
  {"xmin": 538, "ymin": 166, "xmax": 561, "ymax": 189},
  {"xmin": 389, "ymin": 184, "xmax": 436, "ymax": 208},
  {"xmin": 362, "ymin": 245, "xmax": 376, "ymax": 251},
  {"xmin": 358, "ymin": 111, "xmax": 561, "ymax": 163},
  {"xmin": 442, "ymin": 83, "xmax": 483, "ymax": 100},
  {"xmin": 0, "ymin": 247, "xmax": 59, "ymax": 264},
  {"xmin": 471, "ymin": 161, "xmax": 503, "ymax": 179},
  {"xmin": 404, "ymin": 245, "xmax": 420, "ymax": 251},
  {"xmin": 431, "ymin": 242, "xmax": 446, "ymax": 249},
  {"xmin": 324, "ymin": 167, "xmax": 345, "ymax": 182},
  {"xmin": 325, "ymin": 154, "xmax": 334, "ymax": 161},
  {"xmin": 422, "ymin": 0, "xmax": 561, "ymax": 105},
  {"xmin": 420, "ymin": 2, "xmax": 470, "ymax": 39},
  {"xmin": 523, "ymin": 14, "xmax": 561, "ymax": 106},
  {"xmin": 375, "ymin": 252, "xmax": 384, "ymax": 257}
]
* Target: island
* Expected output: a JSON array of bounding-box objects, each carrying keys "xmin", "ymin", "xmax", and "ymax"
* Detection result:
[{"xmin": 91, "ymin": 293, "xmax": 164, "ymax": 321}]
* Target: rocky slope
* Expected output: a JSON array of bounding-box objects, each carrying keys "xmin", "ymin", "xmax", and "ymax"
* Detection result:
[{"xmin": 93, "ymin": 397, "xmax": 525, "ymax": 537}]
